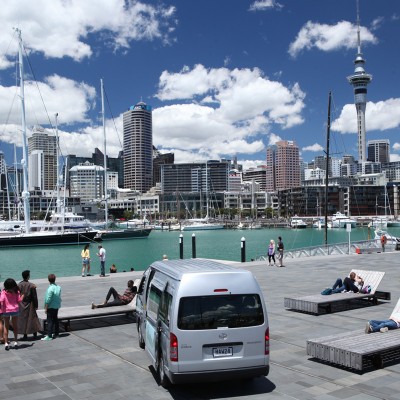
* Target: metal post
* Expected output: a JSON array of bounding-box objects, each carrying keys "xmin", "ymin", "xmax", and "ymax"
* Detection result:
[
  {"xmin": 192, "ymin": 233, "xmax": 196, "ymax": 259},
  {"xmin": 241, "ymin": 237, "xmax": 246, "ymax": 262},
  {"xmin": 179, "ymin": 234, "xmax": 184, "ymax": 259}
]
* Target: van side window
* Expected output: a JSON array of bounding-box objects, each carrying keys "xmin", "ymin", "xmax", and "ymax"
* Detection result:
[
  {"xmin": 159, "ymin": 291, "xmax": 173, "ymax": 325},
  {"xmin": 178, "ymin": 294, "xmax": 264, "ymax": 330},
  {"xmin": 147, "ymin": 285, "xmax": 162, "ymax": 322},
  {"xmin": 137, "ymin": 276, "xmax": 146, "ymax": 295}
]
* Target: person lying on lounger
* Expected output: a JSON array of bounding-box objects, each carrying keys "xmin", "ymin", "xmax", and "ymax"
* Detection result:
[
  {"xmin": 365, "ymin": 310, "xmax": 400, "ymax": 333},
  {"xmin": 91, "ymin": 280, "xmax": 137, "ymax": 309},
  {"xmin": 331, "ymin": 272, "xmax": 364, "ymax": 294}
]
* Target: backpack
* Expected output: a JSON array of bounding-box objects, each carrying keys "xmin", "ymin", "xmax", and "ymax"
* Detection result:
[
  {"xmin": 321, "ymin": 288, "xmax": 332, "ymax": 295},
  {"xmin": 361, "ymin": 285, "xmax": 372, "ymax": 294}
]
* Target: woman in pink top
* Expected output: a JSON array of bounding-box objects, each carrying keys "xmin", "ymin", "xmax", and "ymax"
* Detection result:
[
  {"xmin": 0, "ymin": 278, "xmax": 24, "ymax": 350},
  {"xmin": 0, "ymin": 289, "xmax": 3, "ymax": 344}
]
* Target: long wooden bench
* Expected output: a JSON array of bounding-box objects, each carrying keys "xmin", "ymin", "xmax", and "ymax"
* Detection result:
[
  {"xmin": 284, "ymin": 270, "xmax": 390, "ymax": 315},
  {"xmin": 37, "ymin": 279, "xmax": 140, "ymax": 331},
  {"xmin": 307, "ymin": 299, "xmax": 400, "ymax": 370}
]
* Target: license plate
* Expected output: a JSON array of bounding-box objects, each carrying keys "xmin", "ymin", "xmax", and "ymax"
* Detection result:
[{"xmin": 213, "ymin": 346, "xmax": 233, "ymax": 358}]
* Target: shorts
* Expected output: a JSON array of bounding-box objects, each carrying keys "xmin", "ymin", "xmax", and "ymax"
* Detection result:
[
  {"xmin": 2, "ymin": 311, "xmax": 19, "ymax": 317},
  {"xmin": 82, "ymin": 258, "xmax": 90, "ymax": 265}
]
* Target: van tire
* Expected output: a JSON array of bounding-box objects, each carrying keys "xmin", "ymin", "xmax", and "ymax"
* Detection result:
[
  {"xmin": 158, "ymin": 354, "xmax": 170, "ymax": 388},
  {"xmin": 138, "ymin": 324, "xmax": 145, "ymax": 349}
]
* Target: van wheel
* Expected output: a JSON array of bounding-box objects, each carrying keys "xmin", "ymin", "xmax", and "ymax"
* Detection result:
[
  {"xmin": 158, "ymin": 354, "xmax": 170, "ymax": 388},
  {"xmin": 138, "ymin": 325, "xmax": 145, "ymax": 349}
]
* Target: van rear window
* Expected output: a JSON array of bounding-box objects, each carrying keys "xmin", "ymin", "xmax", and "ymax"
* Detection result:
[{"xmin": 177, "ymin": 294, "xmax": 264, "ymax": 330}]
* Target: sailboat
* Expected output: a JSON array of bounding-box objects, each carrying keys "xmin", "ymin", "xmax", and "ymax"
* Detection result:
[
  {"xmin": 94, "ymin": 80, "xmax": 151, "ymax": 241},
  {"xmin": 0, "ymin": 29, "xmax": 99, "ymax": 247}
]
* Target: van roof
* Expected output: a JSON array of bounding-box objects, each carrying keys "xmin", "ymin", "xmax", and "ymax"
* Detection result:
[{"xmin": 149, "ymin": 259, "xmax": 247, "ymax": 281}]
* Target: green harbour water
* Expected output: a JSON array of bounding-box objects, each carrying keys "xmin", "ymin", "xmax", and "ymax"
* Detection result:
[{"xmin": 1, "ymin": 226, "xmax": 399, "ymax": 281}]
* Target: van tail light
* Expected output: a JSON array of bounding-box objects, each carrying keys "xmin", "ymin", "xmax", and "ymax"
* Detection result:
[
  {"xmin": 265, "ymin": 328, "xmax": 270, "ymax": 355},
  {"xmin": 170, "ymin": 333, "xmax": 178, "ymax": 362}
]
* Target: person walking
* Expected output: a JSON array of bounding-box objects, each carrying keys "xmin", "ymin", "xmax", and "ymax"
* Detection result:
[
  {"xmin": 41, "ymin": 274, "xmax": 62, "ymax": 341},
  {"xmin": 91, "ymin": 280, "xmax": 137, "ymax": 308},
  {"xmin": 97, "ymin": 245, "xmax": 106, "ymax": 277},
  {"xmin": 18, "ymin": 270, "xmax": 41, "ymax": 340},
  {"xmin": 277, "ymin": 236, "xmax": 284, "ymax": 267},
  {"xmin": 380, "ymin": 234, "xmax": 387, "ymax": 252},
  {"xmin": 0, "ymin": 278, "xmax": 24, "ymax": 350},
  {"xmin": 267, "ymin": 240, "xmax": 276, "ymax": 266},
  {"xmin": 81, "ymin": 244, "xmax": 91, "ymax": 277}
]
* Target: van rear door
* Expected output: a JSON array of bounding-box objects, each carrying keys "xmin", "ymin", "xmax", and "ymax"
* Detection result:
[{"xmin": 175, "ymin": 293, "xmax": 268, "ymax": 373}]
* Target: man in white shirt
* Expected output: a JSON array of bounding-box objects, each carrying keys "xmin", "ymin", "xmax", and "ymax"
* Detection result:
[{"xmin": 97, "ymin": 245, "xmax": 106, "ymax": 277}]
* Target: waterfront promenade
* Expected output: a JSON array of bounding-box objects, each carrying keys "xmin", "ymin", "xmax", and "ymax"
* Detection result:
[{"xmin": 1, "ymin": 251, "xmax": 399, "ymax": 399}]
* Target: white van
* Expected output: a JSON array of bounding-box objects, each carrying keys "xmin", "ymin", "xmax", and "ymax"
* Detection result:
[{"xmin": 136, "ymin": 259, "xmax": 270, "ymax": 387}]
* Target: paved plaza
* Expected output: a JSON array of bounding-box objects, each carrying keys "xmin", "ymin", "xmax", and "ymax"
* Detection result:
[{"xmin": 1, "ymin": 250, "xmax": 399, "ymax": 399}]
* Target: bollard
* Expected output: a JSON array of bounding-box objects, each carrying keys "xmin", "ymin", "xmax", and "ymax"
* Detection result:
[
  {"xmin": 241, "ymin": 237, "xmax": 246, "ymax": 262},
  {"xmin": 179, "ymin": 234, "xmax": 184, "ymax": 259},
  {"xmin": 192, "ymin": 233, "xmax": 196, "ymax": 258}
]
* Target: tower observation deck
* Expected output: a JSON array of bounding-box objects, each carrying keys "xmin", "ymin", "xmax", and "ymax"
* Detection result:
[{"xmin": 347, "ymin": 0, "xmax": 372, "ymax": 163}]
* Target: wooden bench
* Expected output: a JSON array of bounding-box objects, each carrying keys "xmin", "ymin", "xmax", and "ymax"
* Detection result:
[
  {"xmin": 307, "ymin": 299, "xmax": 400, "ymax": 370},
  {"xmin": 37, "ymin": 279, "xmax": 140, "ymax": 332},
  {"xmin": 284, "ymin": 270, "xmax": 390, "ymax": 315}
]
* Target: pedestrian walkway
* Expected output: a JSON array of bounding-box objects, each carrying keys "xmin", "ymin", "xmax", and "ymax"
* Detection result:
[{"xmin": 1, "ymin": 252, "xmax": 400, "ymax": 399}]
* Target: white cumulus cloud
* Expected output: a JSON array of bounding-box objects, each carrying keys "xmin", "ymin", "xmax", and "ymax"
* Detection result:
[
  {"xmin": 0, "ymin": 0, "xmax": 176, "ymax": 69},
  {"xmin": 332, "ymin": 98, "xmax": 400, "ymax": 133},
  {"xmin": 393, "ymin": 143, "xmax": 400, "ymax": 151},
  {"xmin": 249, "ymin": 0, "xmax": 283, "ymax": 12},
  {"xmin": 289, "ymin": 20, "xmax": 377, "ymax": 58},
  {"xmin": 302, "ymin": 143, "xmax": 324, "ymax": 152}
]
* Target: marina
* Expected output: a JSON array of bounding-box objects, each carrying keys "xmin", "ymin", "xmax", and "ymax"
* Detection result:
[{"xmin": 1, "ymin": 226, "xmax": 399, "ymax": 281}]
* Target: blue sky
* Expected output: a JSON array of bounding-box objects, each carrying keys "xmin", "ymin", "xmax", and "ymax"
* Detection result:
[{"xmin": 0, "ymin": 0, "xmax": 399, "ymax": 170}]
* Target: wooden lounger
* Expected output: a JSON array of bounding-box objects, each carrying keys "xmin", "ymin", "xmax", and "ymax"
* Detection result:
[
  {"xmin": 307, "ymin": 298, "xmax": 400, "ymax": 370},
  {"xmin": 284, "ymin": 270, "xmax": 390, "ymax": 315}
]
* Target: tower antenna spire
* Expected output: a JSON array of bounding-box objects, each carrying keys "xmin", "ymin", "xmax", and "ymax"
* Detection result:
[{"xmin": 356, "ymin": 0, "xmax": 361, "ymax": 54}]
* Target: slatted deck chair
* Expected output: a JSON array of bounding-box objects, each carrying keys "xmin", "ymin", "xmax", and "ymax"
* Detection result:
[
  {"xmin": 307, "ymin": 297, "xmax": 400, "ymax": 371},
  {"xmin": 284, "ymin": 270, "xmax": 390, "ymax": 315}
]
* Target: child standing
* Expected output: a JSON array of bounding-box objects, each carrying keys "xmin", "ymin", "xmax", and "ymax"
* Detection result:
[
  {"xmin": 41, "ymin": 274, "xmax": 62, "ymax": 341},
  {"xmin": 0, "ymin": 278, "xmax": 24, "ymax": 350}
]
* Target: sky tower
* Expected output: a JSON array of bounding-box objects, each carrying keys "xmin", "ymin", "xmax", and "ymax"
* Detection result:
[{"xmin": 347, "ymin": 0, "xmax": 372, "ymax": 163}]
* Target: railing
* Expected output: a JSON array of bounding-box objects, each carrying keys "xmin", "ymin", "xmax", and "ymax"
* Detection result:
[{"xmin": 255, "ymin": 240, "xmax": 396, "ymax": 261}]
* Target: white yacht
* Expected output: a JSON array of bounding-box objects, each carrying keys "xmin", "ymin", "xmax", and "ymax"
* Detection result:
[
  {"xmin": 290, "ymin": 217, "xmax": 307, "ymax": 229},
  {"xmin": 331, "ymin": 212, "xmax": 357, "ymax": 228}
]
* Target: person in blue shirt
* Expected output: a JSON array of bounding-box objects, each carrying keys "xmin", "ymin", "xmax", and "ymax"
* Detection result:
[{"xmin": 41, "ymin": 274, "xmax": 62, "ymax": 341}]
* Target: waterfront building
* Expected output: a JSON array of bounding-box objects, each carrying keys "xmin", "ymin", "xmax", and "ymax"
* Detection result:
[
  {"xmin": 153, "ymin": 147, "xmax": 174, "ymax": 187},
  {"xmin": 382, "ymin": 161, "xmax": 400, "ymax": 182},
  {"xmin": 266, "ymin": 140, "xmax": 300, "ymax": 191},
  {"xmin": 123, "ymin": 101, "xmax": 153, "ymax": 193},
  {"xmin": 242, "ymin": 166, "xmax": 267, "ymax": 191},
  {"xmin": 367, "ymin": 139, "xmax": 390, "ymax": 163},
  {"xmin": 228, "ymin": 169, "xmax": 242, "ymax": 192},
  {"xmin": 347, "ymin": 5, "xmax": 372, "ymax": 162},
  {"xmin": 67, "ymin": 148, "xmax": 124, "ymax": 189},
  {"xmin": 357, "ymin": 161, "xmax": 381, "ymax": 175},
  {"xmin": 69, "ymin": 162, "xmax": 104, "ymax": 203},
  {"xmin": 28, "ymin": 125, "xmax": 57, "ymax": 191},
  {"xmin": 304, "ymin": 168, "xmax": 325, "ymax": 181},
  {"xmin": 160, "ymin": 160, "xmax": 230, "ymax": 194},
  {"xmin": 0, "ymin": 151, "xmax": 5, "ymax": 174}
]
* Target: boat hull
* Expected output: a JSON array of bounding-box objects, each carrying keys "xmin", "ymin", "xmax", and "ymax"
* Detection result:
[
  {"xmin": 0, "ymin": 230, "xmax": 99, "ymax": 248},
  {"xmin": 98, "ymin": 228, "xmax": 152, "ymax": 240},
  {"xmin": 181, "ymin": 224, "xmax": 225, "ymax": 231}
]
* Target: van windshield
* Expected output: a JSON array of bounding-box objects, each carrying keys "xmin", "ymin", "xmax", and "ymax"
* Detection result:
[{"xmin": 178, "ymin": 294, "xmax": 264, "ymax": 330}]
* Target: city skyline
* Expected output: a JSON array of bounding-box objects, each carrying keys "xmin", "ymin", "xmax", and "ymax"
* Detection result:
[{"xmin": 0, "ymin": 0, "xmax": 399, "ymax": 170}]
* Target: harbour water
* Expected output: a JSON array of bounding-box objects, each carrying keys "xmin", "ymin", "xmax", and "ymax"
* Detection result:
[{"xmin": 1, "ymin": 226, "xmax": 399, "ymax": 280}]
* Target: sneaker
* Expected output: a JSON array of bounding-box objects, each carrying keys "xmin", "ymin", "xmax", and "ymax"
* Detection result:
[
  {"xmin": 82, "ymin": 274, "xmax": 85, "ymax": 277},
  {"xmin": 91, "ymin": 302, "xmax": 96, "ymax": 309},
  {"xmin": 12, "ymin": 341, "xmax": 18, "ymax": 348},
  {"xmin": 41, "ymin": 336, "xmax": 53, "ymax": 341},
  {"xmin": 365, "ymin": 322, "xmax": 372, "ymax": 334},
  {"xmin": 4, "ymin": 342, "xmax": 9, "ymax": 350},
  {"xmin": 380, "ymin": 327, "xmax": 389, "ymax": 333}
]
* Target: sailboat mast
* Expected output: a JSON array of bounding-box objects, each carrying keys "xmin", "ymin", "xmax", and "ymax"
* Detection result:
[
  {"xmin": 101, "ymin": 79, "xmax": 108, "ymax": 225},
  {"xmin": 324, "ymin": 91, "xmax": 332, "ymax": 246},
  {"xmin": 55, "ymin": 113, "xmax": 61, "ymax": 214},
  {"xmin": 16, "ymin": 28, "xmax": 30, "ymax": 233}
]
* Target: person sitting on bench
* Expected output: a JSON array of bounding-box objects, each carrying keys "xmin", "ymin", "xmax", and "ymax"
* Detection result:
[
  {"xmin": 366, "ymin": 310, "xmax": 400, "ymax": 333},
  {"xmin": 91, "ymin": 280, "xmax": 137, "ymax": 309},
  {"xmin": 331, "ymin": 272, "xmax": 364, "ymax": 294}
]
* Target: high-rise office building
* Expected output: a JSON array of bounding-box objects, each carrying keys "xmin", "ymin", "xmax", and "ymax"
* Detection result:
[
  {"xmin": 266, "ymin": 140, "xmax": 300, "ymax": 191},
  {"xmin": 367, "ymin": 139, "xmax": 390, "ymax": 163},
  {"xmin": 28, "ymin": 125, "xmax": 57, "ymax": 190},
  {"xmin": 347, "ymin": 4, "xmax": 372, "ymax": 162},
  {"xmin": 123, "ymin": 101, "xmax": 153, "ymax": 193}
]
